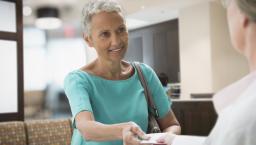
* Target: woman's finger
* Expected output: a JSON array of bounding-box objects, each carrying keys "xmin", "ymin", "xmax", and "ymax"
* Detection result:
[
  {"xmin": 130, "ymin": 126, "xmax": 150, "ymax": 140},
  {"xmin": 123, "ymin": 126, "xmax": 141, "ymax": 145}
]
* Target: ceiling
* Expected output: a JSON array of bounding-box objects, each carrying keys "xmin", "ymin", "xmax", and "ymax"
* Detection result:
[{"xmin": 23, "ymin": 0, "xmax": 218, "ymax": 30}]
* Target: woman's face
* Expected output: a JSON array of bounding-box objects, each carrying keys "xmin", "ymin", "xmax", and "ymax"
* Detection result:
[
  {"xmin": 85, "ymin": 11, "xmax": 128, "ymax": 62},
  {"xmin": 226, "ymin": 0, "xmax": 245, "ymax": 53}
]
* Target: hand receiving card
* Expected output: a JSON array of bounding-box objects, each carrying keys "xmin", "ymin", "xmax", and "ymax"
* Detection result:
[{"xmin": 140, "ymin": 133, "xmax": 167, "ymax": 144}]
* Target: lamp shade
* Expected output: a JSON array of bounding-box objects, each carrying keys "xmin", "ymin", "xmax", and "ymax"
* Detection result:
[{"xmin": 35, "ymin": 7, "xmax": 62, "ymax": 30}]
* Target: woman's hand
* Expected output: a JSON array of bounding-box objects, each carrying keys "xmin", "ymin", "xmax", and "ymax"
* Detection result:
[
  {"xmin": 154, "ymin": 133, "xmax": 176, "ymax": 145},
  {"xmin": 122, "ymin": 122, "xmax": 149, "ymax": 145}
]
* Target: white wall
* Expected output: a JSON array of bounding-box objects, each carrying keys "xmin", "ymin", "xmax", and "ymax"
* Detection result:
[
  {"xmin": 179, "ymin": 1, "xmax": 213, "ymax": 99},
  {"xmin": 210, "ymin": 2, "xmax": 249, "ymax": 91},
  {"xmin": 179, "ymin": 0, "xmax": 249, "ymax": 99}
]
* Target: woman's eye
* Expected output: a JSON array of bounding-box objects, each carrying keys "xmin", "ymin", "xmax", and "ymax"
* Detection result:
[
  {"xmin": 118, "ymin": 27, "xmax": 126, "ymax": 33},
  {"xmin": 100, "ymin": 32, "xmax": 110, "ymax": 38}
]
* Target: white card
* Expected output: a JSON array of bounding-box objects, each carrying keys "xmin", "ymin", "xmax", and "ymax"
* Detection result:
[{"xmin": 140, "ymin": 133, "xmax": 167, "ymax": 144}]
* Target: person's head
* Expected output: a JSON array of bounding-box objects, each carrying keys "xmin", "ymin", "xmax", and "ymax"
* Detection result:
[
  {"xmin": 222, "ymin": 0, "xmax": 256, "ymax": 69},
  {"xmin": 81, "ymin": 0, "xmax": 128, "ymax": 62},
  {"xmin": 158, "ymin": 73, "xmax": 169, "ymax": 87}
]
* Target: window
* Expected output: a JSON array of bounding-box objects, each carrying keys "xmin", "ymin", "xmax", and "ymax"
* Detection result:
[{"xmin": 0, "ymin": 0, "xmax": 24, "ymax": 121}]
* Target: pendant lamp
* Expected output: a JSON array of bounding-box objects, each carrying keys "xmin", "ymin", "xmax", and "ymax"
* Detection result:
[{"xmin": 35, "ymin": 7, "xmax": 62, "ymax": 30}]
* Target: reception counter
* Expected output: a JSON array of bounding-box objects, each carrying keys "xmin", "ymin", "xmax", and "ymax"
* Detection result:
[{"xmin": 171, "ymin": 99, "xmax": 217, "ymax": 136}]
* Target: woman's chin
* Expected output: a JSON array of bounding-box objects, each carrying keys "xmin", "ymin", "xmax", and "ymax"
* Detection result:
[{"xmin": 109, "ymin": 53, "xmax": 125, "ymax": 61}]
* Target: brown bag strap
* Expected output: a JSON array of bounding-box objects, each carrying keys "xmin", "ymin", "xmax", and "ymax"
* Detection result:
[{"xmin": 133, "ymin": 62, "xmax": 159, "ymax": 118}]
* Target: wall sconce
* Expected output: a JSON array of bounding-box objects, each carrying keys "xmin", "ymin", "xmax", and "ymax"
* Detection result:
[{"xmin": 35, "ymin": 7, "xmax": 62, "ymax": 30}]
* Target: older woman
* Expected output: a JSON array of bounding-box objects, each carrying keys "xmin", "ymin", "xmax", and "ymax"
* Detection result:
[
  {"xmin": 64, "ymin": 0, "xmax": 181, "ymax": 145},
  {"xmin": 204, "ymin": 0, "xmax": 256, "ymax": 144},
  {"xmin": 154, "ymin": 0, "xmax": 256, "ymax": 145}
]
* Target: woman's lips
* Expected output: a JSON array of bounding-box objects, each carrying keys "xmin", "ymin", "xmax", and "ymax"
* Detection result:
[{"xmin": 108, "ymin": 47, "xmax": 122, "ymax": 52}]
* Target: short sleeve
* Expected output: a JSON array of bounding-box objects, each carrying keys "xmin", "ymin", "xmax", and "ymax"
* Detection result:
[
  {"xmin": 139, "ymin": 63, "xmax": 171, "ymax": 119},
  {"xmin": 64, "ymin": 72, "xmax": 93, "ymax": 128}
]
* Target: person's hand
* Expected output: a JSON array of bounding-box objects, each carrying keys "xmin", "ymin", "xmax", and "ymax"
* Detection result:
[
  {"xmin": 154, "ymin": 133, "xmax": 176, "ymax": 145},
  {"xmin": 122, "ymin": 122, "xmax": 149, "ymax": 145}
]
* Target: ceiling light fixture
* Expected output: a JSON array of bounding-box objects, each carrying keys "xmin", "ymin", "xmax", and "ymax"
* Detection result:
[{"xmin": 35, "ymin": 7, "xmax": 62, "ymax": 30}]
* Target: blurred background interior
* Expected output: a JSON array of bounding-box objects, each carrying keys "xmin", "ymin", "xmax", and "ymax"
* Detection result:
[{"xmin": 1, "ymin": 0, "xmax": 249, "ymax": 123}]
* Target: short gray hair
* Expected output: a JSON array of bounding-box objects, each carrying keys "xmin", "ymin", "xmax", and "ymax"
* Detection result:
[
  {"xmin": 236, "ymin": 0, "xmax": 256, "ymax": 22},
  {"xmin": 81, "ymin": 0, "xmax": 125, "ymax": 36},
  {"xmin": 222, "ymin": 0, "xmax": 256, "ymax": 22}
]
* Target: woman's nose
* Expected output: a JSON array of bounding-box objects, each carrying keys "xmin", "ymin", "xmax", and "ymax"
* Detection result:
[{"xmin": 111, "ymin": 33, "xmax": 121, "ymax": 46}]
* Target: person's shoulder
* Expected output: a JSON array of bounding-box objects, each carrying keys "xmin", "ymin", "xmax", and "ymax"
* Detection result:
[
  {"xmin": 134, "ymin": 61, "xmax": 154, "ymax": 74},
  {"xmin": 65, "ymin": 69, "xmax": 85, "ymax": 79},
  {"xmin": 66, "ymin": 61, "xmax": 97, "ymax": 81},
  {"xmin": 131, "ymin": 61, "xmax": 157, "ymax": 82},
  {"xmin": 64, "ymin": 70, "xmax": 90, "ymax": 87},
  {"xmin": 132, "ymin": 61, "xmax": 151, "ymax": 69}
]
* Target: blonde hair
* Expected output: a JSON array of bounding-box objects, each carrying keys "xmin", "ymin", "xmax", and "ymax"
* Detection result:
[{"xmin": 81, "ymin": 0, "xmax": 125, "ymax": 36}]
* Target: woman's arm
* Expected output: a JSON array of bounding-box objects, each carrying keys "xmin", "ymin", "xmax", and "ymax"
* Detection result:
[
  {"xmin": 75, "ymin": 111, "xmax": 147, "ymax": 141},
  {"xmin": 153, "ymin": 110, "xmax": 181, "ymax": 145},
  {"xmin": 157, "ymin": 110, "xmax": 181, "ymax": 134}
]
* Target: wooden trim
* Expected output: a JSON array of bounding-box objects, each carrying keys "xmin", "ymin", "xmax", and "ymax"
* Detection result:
[
  {"xmin": 0, "ymin": 31, "xmax": 16, "ymax": 41},
  {"xmin": 16, "ymin": 0, "xmax": 24, "ymax": 121},
  {"xmin": 0, "ymin": 113, "xmax": 22, "ymax": 122},
  {"xmin": 1, "ymin": 0, "xmax": 16, "ymax": 3},
  {"xmin": 0, "ymin": 0, "xmax": 24, "ymax": 122},
  {"xmin": 191, "ymin": 93, "xmax": 213, "ymax": 99}
]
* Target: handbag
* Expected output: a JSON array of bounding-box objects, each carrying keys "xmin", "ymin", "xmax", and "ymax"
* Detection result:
[{"xmin": 133, "ymin": 62, "xmax": 161, "ymax": 133}]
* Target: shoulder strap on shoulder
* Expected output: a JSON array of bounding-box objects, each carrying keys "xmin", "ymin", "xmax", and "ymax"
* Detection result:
[{"xmin": 133, "ymin": 62, "xmax": 159, "ymax": 118}]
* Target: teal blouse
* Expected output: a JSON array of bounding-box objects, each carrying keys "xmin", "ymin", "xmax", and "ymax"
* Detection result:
[{"xmin": 64, "ymin": 62, "xmax": 172, "ymax": 145}]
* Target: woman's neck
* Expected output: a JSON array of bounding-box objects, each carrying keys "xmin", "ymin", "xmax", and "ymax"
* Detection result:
[
  {"xmin": 245, "ymin": 23, "xmax": 256, "ymax": 72},
  {"xmin": 95, "ymin": 59, "xmax": 130, "ymax": 80}
]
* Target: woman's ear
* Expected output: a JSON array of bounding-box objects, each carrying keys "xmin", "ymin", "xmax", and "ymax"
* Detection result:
[
  {"xmin": 242, "ymin": 15, "xmax": 249, "ymax": 29},
  {"xmin": 83, "ymin": 33, "xmax": 93, "ymax": 47}
]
